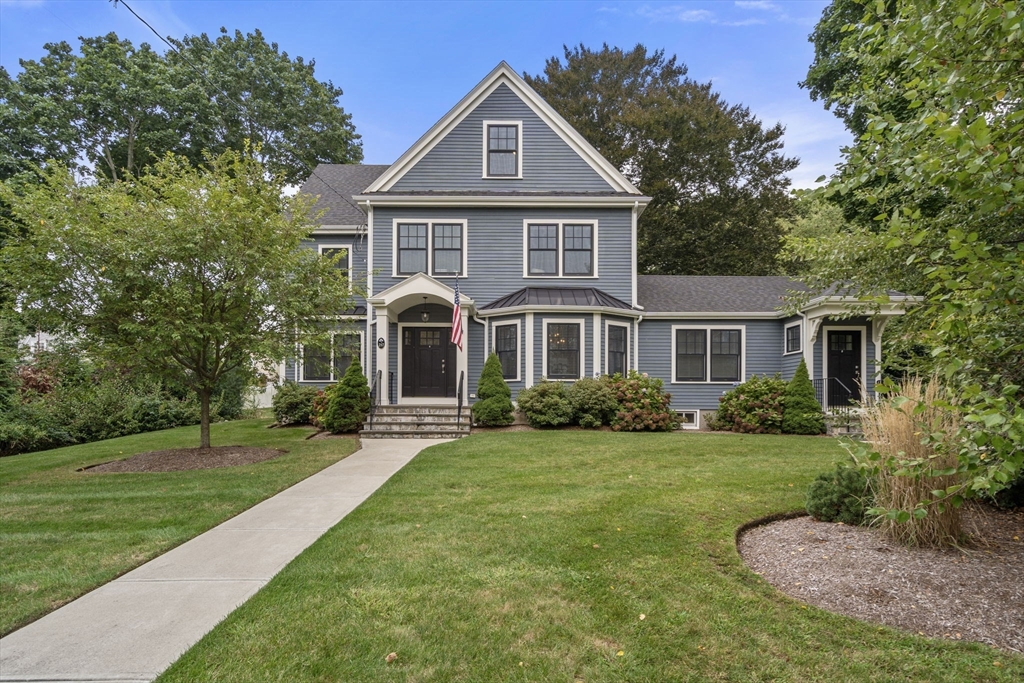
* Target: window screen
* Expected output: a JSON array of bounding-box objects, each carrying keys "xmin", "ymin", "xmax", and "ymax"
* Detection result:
[
  {"xmin": 487, "ymin": 124, "xmax": 518, "ymax": 176},
  {"xmin": 494, "ymin": 324, "xmax": 518, "ymax": 379},
  {"xmin": 675, "ymin": 329, "xmax": 706, "ymax": 382},
  {"xmin": 547, "ymin": 323, "xmax": 580, "ymax": 379}
]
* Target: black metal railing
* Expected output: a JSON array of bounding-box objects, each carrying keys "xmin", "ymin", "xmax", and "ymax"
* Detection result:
[
  {"xmin": 812, "ymin": 377, "xmax": 857, "ymax": 412},
  {"xmin": 388, "ymin": 371, "xmax": 395, "ymax": 405},
  {"xmin": 456, "ymin": 370, "xmax": 465, "ymax": 428},
  {"xmin": 368, "ymin": 369, "xmax": 382, "ymax": 429}
]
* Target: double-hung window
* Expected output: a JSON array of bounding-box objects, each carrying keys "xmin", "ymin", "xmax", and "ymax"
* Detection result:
[
  {"xmin": 546, "ymin": 322, "xmax": 582, "ymax": 380},
  {"xmin": 607, "ymin": 324, "xmax": 628, "ymax": 377},
  {"xmin": 394, "ymin": 221, "xmax": 465, "ymax": 277},
  {"xmin": 484, "ymin": 122, "xmax": 520, "ymax": 177},
  {"xmin": 673, "ymin": 327, "xmax": 743, "ymax": 383},
  {"xmin": 524, "ymin": 221, "xmax": 597, "ymax": 277},
  {"xmin": 494, "ymin": 323, "xmax": 519, "ymax": 380},
  {"xmin": 319, "ymin": 246, "xmax": 350, "ymax": 282},
  {"xmin": 785, "ymin": 322, "xmax": 802, "ymax": 354},
  {"xmin": 302, "ymin": 333, "xmax": 362, "ymax": 382}
]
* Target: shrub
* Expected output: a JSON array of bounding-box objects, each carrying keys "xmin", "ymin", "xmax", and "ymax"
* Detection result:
[
  {"xmin": 272, "ymin": 381, "xmax": 319, "ymax": 425},
  {"xmin": 516, "ymin": 380, "xmax": 573, "ymax": 428},
  {"xmin": 990, "ymin": 471, "xmax": 1024, "ymax": 510},
  {"xmin": 310, "ymin": 389, "xmax": 329, "ymax": 430},
  {"xmin": 609, "ymin": 371, "xmax": 676, "ymax": 432},
  {"xmin": 711, "ymin": 374, "xmax": 787, "ymax": 433},
  {"xmin": 782, "ymin": 359, "xmax": 825, "ymax": 435},
  {"xmin": 806, "ymin": 461, "xmax": 870, "ymax": 524},
  {"xmin": 320, "ymin": 359, "xmax": 370, "ymax": 433},
  {"xmin": 568, "ymin": 376, "xmax": 620, "ymax": 428},
  {"xmin": 472, "ymin": 353, "xmax": 514, "ymax": 426}
]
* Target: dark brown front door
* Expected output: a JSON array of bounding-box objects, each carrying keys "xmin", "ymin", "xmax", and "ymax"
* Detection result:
[
  {"xmin": 827, "ymin": 330, "xmax": 862, "ymax": 407},
  {"xmin": 402, "ymin": 327, "xmax": 456, "ymax": 398}
]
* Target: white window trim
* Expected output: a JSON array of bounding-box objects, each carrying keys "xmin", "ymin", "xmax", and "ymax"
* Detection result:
[
  {"xmin": 783, "ymin": 320, "xmax": 803, "ymax": 356},
  {"xmin": 670, "ymin": 324, "xmax": 746, "ymax": 384},
  {"xmin": 604, "ymin": 320, "xmax": 630, "ymax": 377},
  {"xmin": 391, "ymin": 219, "xmax": 469, "ymax": 279},
  {"xmin": 821, "ymin": 325, "xmax": 869, "ymax": 403},
  {"xmin": 319, "ymin": 243, "xmax": 354, "ymax": 291},
  {"xmin": 522, "ymin": 219, "xmax": 599, "ymax": 279},
  {"xmin": 482, "ymin": 119, "xmax": 523, "ymax": 179},
  {"xmin": 491, "ymin": 319, "xmax": 522, "ymax": 383},
  {"xmin": 676, "ymin": 409, "xmax": 700, "ymax": 431},
  {"xmin": 542, "ymin": 317, "xmax": 586, "ymax": 381},
  {"xmin": 299, "ymin": 330, "xmax": 365, "ymax": 383}
]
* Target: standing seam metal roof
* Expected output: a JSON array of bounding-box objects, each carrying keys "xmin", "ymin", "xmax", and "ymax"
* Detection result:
[{"xmin": 481, "ymin": 287, "xmax": 634, "ymax": 311}]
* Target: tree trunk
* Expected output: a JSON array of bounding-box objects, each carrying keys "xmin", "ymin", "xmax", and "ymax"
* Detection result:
[{"xmin": 199, "ymin": 388, "xmax": 211, "ymax": 449}]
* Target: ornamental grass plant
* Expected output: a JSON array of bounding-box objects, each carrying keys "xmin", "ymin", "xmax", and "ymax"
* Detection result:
[{"xmin": 859, "ymin": 376, "xmax": 963, "ymax": 547}]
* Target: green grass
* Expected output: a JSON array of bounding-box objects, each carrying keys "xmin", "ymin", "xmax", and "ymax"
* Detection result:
[
  {"xmin": 158, "ymin": 431, "xmax": 1022, "ymax": 682},
  {"xmin": 0, "ymin": 419, "xmax": 357, "ymax": 636}
]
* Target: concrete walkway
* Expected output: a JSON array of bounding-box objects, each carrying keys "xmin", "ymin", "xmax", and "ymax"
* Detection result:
[{"xmin": 0, "ymin": 438, "xmax": 449, "ymax": 683}]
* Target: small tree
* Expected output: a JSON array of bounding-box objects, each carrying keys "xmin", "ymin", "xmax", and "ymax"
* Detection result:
[
  {"xmin": 472, "ymin": 353, "xmax": 514, "ymax": 426},
  {"xmin": 782, "ymin": 359, "xmax": 825, "ymax": 435},
  {"xmin": 321, "ymin": 358, "xmax": 370, "ymax": 434},
  {"xmin": 4, "ymin": 149, "xmax": 353, "ymax": 448}
]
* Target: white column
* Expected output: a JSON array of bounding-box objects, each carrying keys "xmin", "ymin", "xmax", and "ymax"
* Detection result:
[
  {"xmin": 374, "ymin": 306, "xmax": 389, "ymax": 404},
  {"xmin": 457, "ymin": 308, "xmax": 470, "ymax": 397},
  {"xmin": 525, "ymin": 312, "xmax": 535, "ymax": 387},
  {"xmin": 593, "ymin": 313, "xmax": 601, "ymax": 377}
]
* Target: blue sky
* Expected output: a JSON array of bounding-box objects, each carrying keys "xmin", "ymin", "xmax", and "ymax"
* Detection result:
[{"xmin": 0, "ymin": 0, "xmax": 849, "ymax": 188}]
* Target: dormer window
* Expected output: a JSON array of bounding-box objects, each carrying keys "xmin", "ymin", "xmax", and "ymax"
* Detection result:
[{"xmin": 483, "ymin": 121, "xmax": 522, "ymax": 178}]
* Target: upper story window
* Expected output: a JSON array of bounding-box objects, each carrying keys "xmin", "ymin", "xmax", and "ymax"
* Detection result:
[
  {"xmin": 319, "ymin": 245, "xmax": 351, "ymax": 282},
  {"xmin": 524, "ymin": 221, "xmax": 598, "ymax": 278},
  {"xmin": 784, "ymin": 322, "xmax": 802, "ymax": 355},
  {"xmin": 483, "ymin": 121, "xmax": 522, "ymax": 178},
  {"xmin": 394, "ymin": 220, "xmax": 467, "ymax": 278},
  {"xmin": 673, "ymin": 326, "xmax": 744, "ymax": 383}
]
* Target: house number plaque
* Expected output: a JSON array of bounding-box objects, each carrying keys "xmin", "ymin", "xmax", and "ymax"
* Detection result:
[{"xmin": 377, "ymin": 337, "xmax": 385, "ymax": 349}]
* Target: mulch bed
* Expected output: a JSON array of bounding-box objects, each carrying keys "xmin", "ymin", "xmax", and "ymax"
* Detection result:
[
  {"xmin": 738, "ymin": 505, "xmax": 1024, "ymax": 653},
  {"xmin": 83, "ymin": 446, "xmax": 288, "ymax": 473}
]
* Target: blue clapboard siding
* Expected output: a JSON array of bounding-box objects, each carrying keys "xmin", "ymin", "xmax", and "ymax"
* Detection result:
[
  {"xmin": 371, "ymin": 206, "xmax": 633, "ymax": 304},
  {"xmin": 300, "ymin": 234, "xmax": 370, "ymax": 309},
  {"xmin": 467, "ymin": 319, "xmax": 483, "ymax": 400},
  {"xmin": 390, "ymin": 84, "xmax": 614, "ymax": 193},
  {"xmin": 636, "ymin": 318, "xmax": 784, "ymax": 411},
  {"xmin": 780, "ymin": 315, "xmax": 804, "ymax": 380}
]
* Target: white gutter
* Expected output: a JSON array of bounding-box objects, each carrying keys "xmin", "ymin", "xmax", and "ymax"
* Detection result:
[{"xmin": 352, "ymin": 194, "xmax": 653, "ymax": 208}]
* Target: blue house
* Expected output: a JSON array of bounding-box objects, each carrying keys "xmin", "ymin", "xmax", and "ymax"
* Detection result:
[{"xmin": 288, "ymin": 63, "xmax": 914, "ymax": 432}]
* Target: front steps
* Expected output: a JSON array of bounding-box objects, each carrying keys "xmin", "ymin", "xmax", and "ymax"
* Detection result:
[
  {"xmin": 825, "ymin": 411, "xmax": 864, "ymax": 439},
  {"xmin": 359, "ymin": 405, "xmax": 472, "ymax": 439}
]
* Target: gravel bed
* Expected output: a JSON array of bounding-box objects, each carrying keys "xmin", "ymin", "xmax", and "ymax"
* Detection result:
[
  {"xmin": 83, "ymin": 446, "xmax": 287, "ymax": 473},
  {"xmin": 738, "ymin": 505, "xmax": 1024, "ymax": 653}
]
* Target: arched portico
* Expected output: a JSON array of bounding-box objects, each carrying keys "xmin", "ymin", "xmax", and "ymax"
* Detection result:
[{"xmin": 367, "ymin": 273, "xmax": 474, "ymax": 405}]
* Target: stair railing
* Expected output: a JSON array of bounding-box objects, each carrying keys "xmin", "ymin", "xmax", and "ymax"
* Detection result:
[
  {"xmin": 388, "ymin": 371, "xmax": 395, "ymax": 405},
  {"xmin": 812, "ymin": 377, "xmax": 856, "ymax": 413},
  {"xmin": 457, "ymin": 370, "xmax": 465, "ymax": 429},
  {"xmin": 368, "ymin": 369, "xmax": 382, "ymax": 429}
]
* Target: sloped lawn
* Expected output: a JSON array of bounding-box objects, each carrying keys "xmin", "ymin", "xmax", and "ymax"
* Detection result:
[
  {"xmin": 0, "ymin": 419, "xmax": 357, "ymax": 636},
  {"xmin": 158, "ymin": 431, "xmax": 1022, "ymax": 682}
]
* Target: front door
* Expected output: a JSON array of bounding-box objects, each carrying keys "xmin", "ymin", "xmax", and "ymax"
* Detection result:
[
  {"xmin": 402, "ymin": 327, "xmax": 456, "ymax": 398},
  {"xmin": 827, "ymin": 330, "xmax": 862, "ymax": 408}
]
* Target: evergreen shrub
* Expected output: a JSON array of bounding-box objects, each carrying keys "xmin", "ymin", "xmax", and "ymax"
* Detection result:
[
  {"xmin": 516, "ymin": 380, "xmax": 573, "ymax": 428},
  {"xmin": 472, "ymin": 353, "xmax": 514, "ymax": 426},
  {"xmin": 321, "ymin": 359, "xmax": 371, "ymax": 433},
  {"xmin": 806, "ymin": 461, "xmax": 871, "ymax": 525},
  {"xmin": 711, "ymin": 374, "xmax": 787, "ymax": 433},
  {"xmin": 567, "ymin": 376, "xmax": 619, "ymax": 428},
  {"xmin": 608, "ymin": 371, "xmax": 676, "ymax": 432},
  {"xmin": 782, "ymin": 359, "xmax": 825, "ymax": 435}
]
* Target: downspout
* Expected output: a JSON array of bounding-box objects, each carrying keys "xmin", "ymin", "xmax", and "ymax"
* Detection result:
[
  {"xmin": 631, "ymin": 201, "xmax": 639, "ymax": 308},
  {"xmin": 634, "ymin": 314, "xmax": 643, "ymax": 372}
]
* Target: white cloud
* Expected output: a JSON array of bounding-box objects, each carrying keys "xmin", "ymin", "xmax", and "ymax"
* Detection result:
[
  {"xmin": 734, "ymin": 1, "xmax": 780, "ymax": 11},
  {"xmin": 636, "ymin": 5, "xmax": 716, "ymax": 23},
  {"xmin": 722, "ymin": 18, "xmax": 766, "ymax": 26}
]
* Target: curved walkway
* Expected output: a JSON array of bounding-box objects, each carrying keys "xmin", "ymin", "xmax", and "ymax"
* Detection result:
[{"xmin": 0, "ymin": 437, "xmax": 449, "ymax": 683}]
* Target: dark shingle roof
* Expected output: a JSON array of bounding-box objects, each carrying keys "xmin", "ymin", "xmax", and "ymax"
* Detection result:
[
  {"xmin": 299, "ymin": 164, "xmax": 391, "ymax": 226},
  {"xmin": 637, "ymin": 276, "xmax": 808, "ymax": 313},
  {"xmin": 481, "ymin": 287, "xmax": 634, "ymax": 311},
  {"xmin": 364, "ymin": 190, "xmax": 637, "ymax": 197}
]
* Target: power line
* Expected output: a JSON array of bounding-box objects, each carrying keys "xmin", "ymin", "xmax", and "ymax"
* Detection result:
[{"xmin": 108, "ymin": 0, "xmax": 369, "ymax": 221}]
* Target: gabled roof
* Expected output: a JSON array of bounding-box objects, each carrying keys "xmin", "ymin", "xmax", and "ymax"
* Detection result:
[
  {"xmin": 364, "ymin": 62, "xmax": 643, "ymax": 196},
  {"xmin": 637, "ymin": 276, "xmax": 807, "ymax": 313},
  {"xmin": 299, "ymin": 164, "xmax": 390, "ymax": 226},
  {"xmin": 481, "ymin": 287, "xmax": 634, "ymax": 311}
]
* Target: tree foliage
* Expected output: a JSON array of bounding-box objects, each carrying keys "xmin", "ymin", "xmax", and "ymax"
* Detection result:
[
  {"xmin": 525, "ymin": 44, "xmax": 798, "ymax": 276},
  {"xmin": 0, "ymin": 29, "xmax": 361, "ymax": 183},
  {"xmin": 796, "ymin": 0, "xmax": 1024, "ymax": 497},
  {"xmin": 2, "ymin": 149, "xmax": 353, "ymax": 448}
]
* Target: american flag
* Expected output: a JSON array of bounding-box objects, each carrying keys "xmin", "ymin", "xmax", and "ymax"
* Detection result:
[{"xmin": 451, "ymin": 277, "xmax": 463, "ymax": 350}]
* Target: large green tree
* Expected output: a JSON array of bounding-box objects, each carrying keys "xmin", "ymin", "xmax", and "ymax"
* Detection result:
[
  {"xmin": 794, "ymin": 0, "xmax": 1023, "ymax": 498},
  {"xmin": 525, "ymin": 44, "xmax": 798, "ymax": 276},
  {"xmin": 0, "ymin": 29, "xmax": 361, "ymax": 183},
  {"xmin": 2, "ymin": 149, "xmax": 353, "ymax": 448}
]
